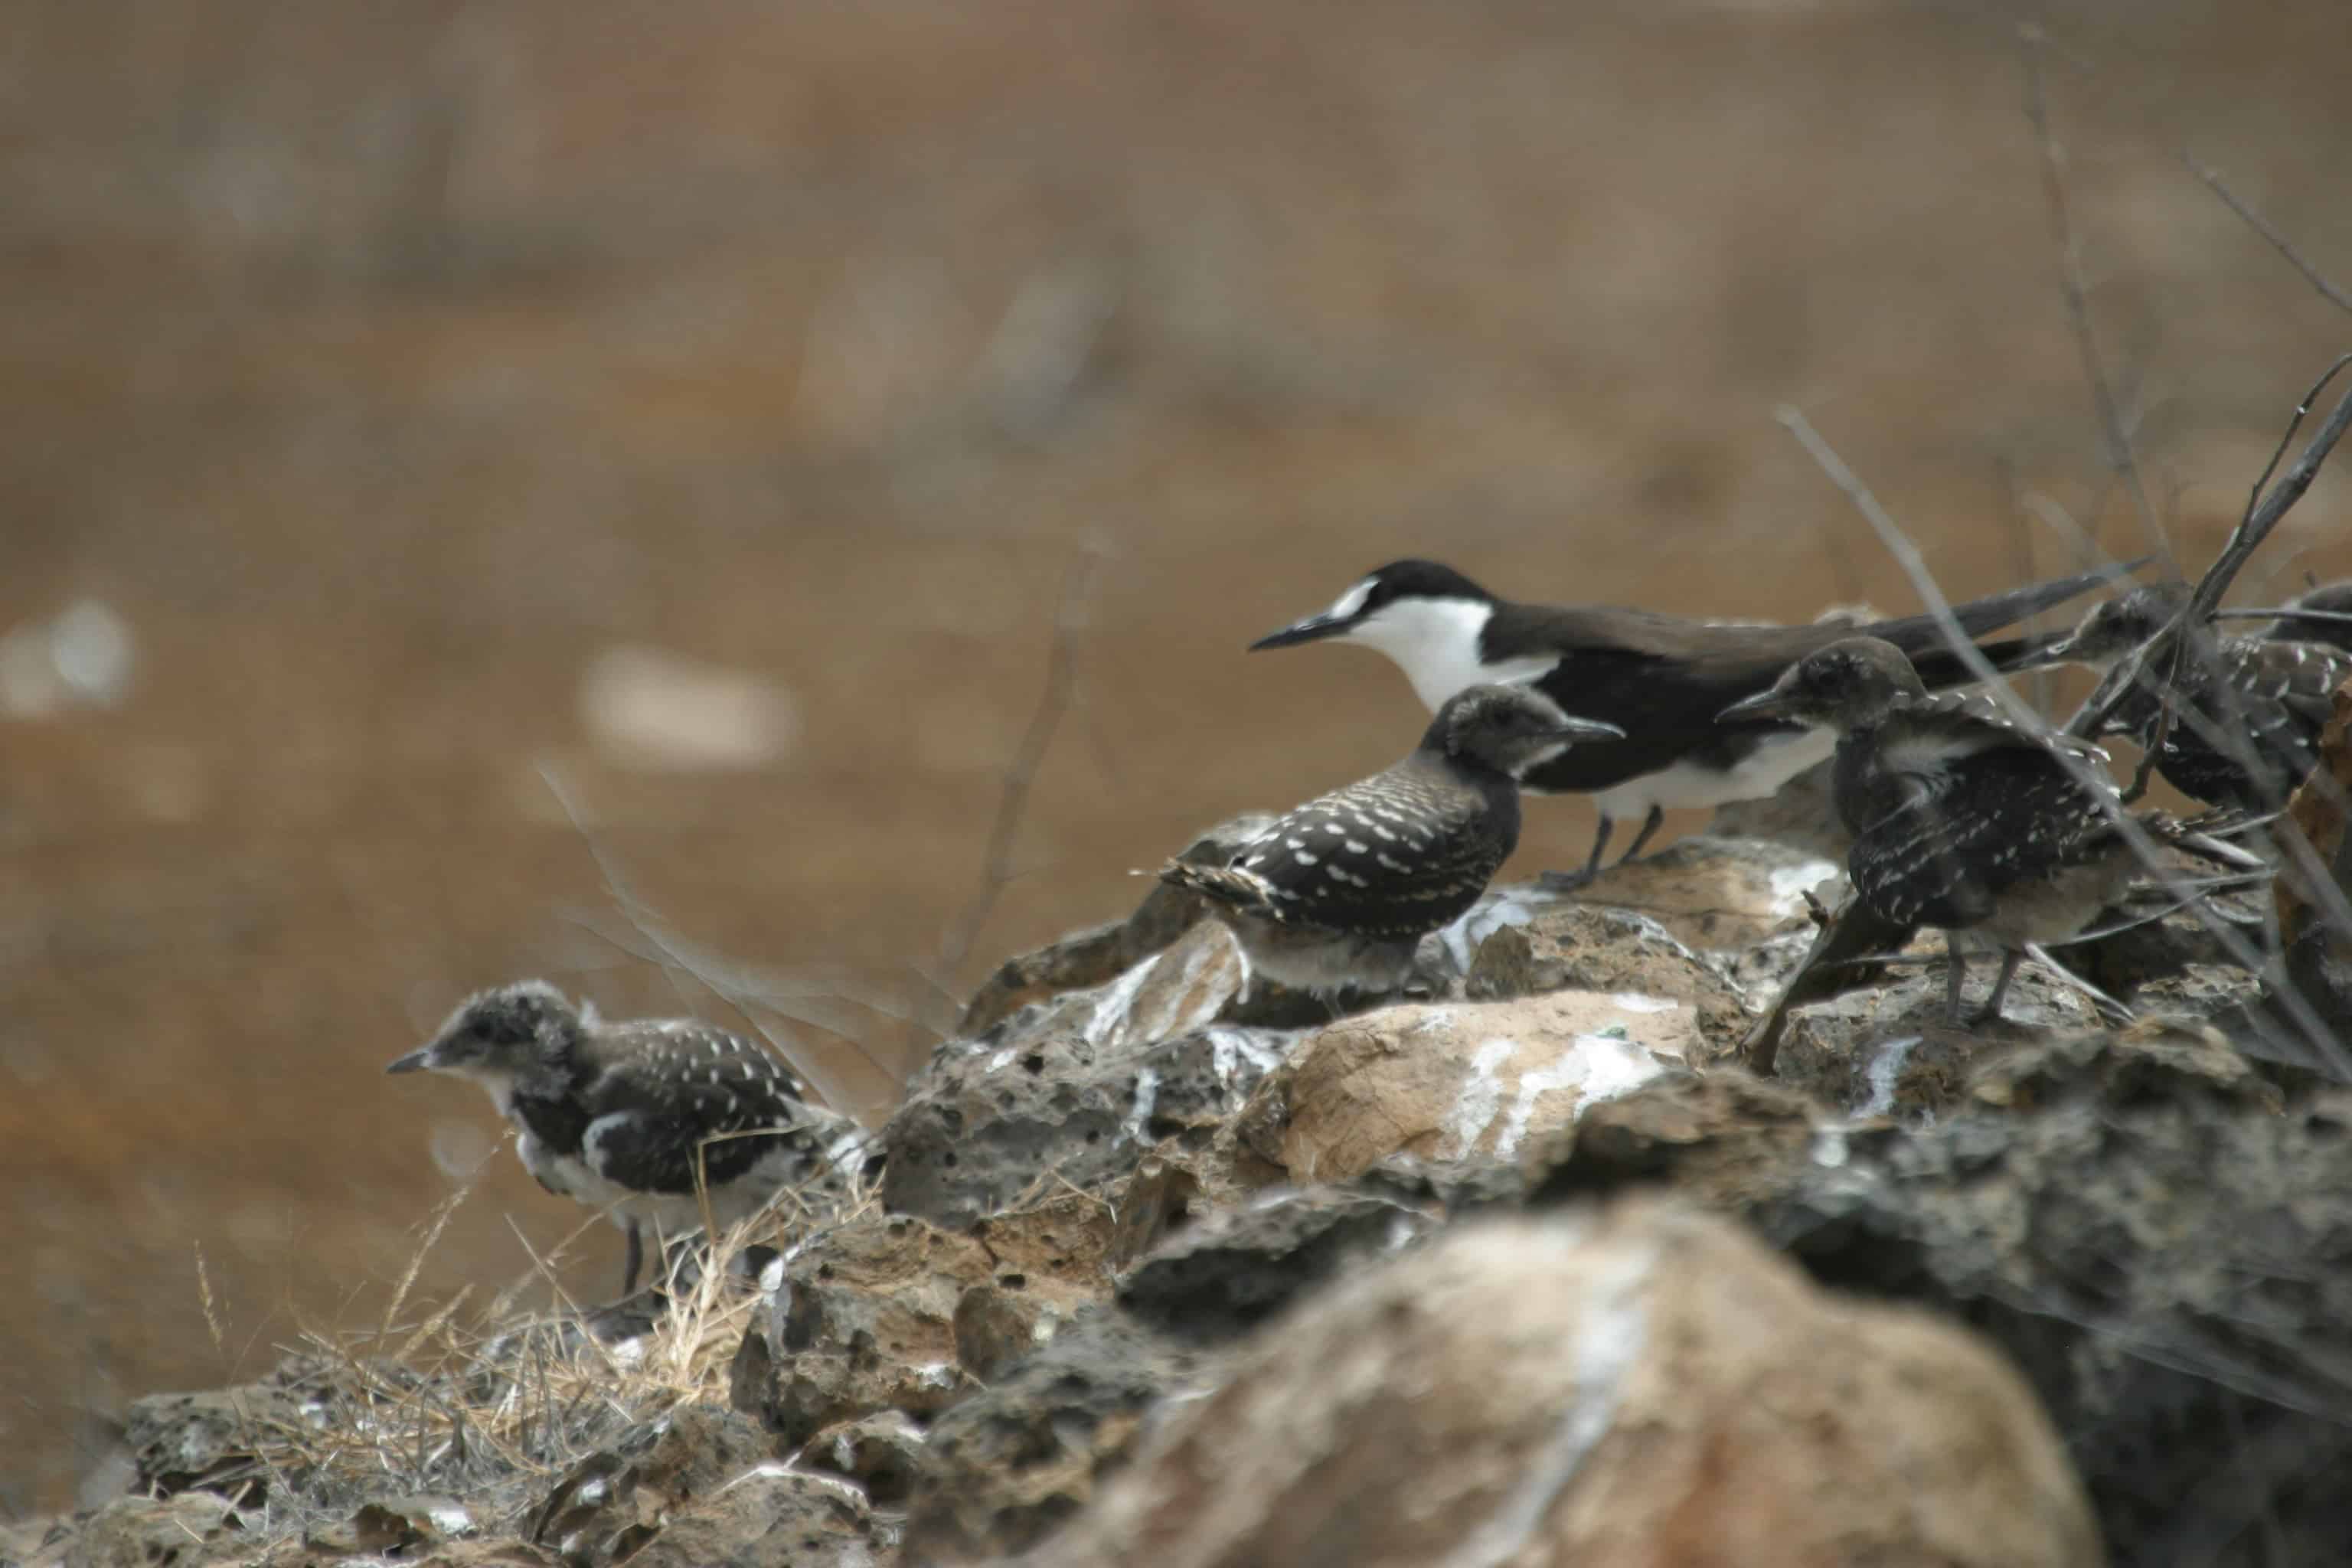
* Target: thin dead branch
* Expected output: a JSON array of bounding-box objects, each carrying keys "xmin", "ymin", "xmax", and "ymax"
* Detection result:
[
  {"xmin": 536, "ymin": 763, "xmax": 886, "ymax": 1119},
  {"xmin": 1741, "ymin": 894, "xmax": 1914, "ymax": 1076},
  {"xmin": 2069, "ymin": 354, "xmax": 2352, "ymax": 742},
  {"xmin": 1775, "ymin": 402, "xmax": 2351, "ymax": 1078},
  {"xmin": 2181, "ymin": 155, "xmax": 2352, "ymax": 320},
  {"xmin": 2020, "ymin": 25, "xmax": 2166, "ymax": 560},
  {"xmin": 923, "ymin": 537, "xmax": 1116, "ymax": 1019}
]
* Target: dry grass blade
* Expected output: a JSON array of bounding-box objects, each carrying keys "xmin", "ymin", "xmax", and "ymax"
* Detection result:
[
  {"xmin": 377, "ymin": 1147, "xmax": 495, "ymax": 1341},
  {"xmin": 194, "ymin": 1243, "xmax": 228, "ymax": 1370},
  {"xmin": 191, "ymin": 1151, "xmax": 883, "ymax": 1557},
  {"xmin": 395, "ymin": 1283, "xmax": 475, "ymax": 1365}
]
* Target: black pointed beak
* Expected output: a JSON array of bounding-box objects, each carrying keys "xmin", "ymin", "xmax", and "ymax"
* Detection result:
[
  {"xmin": 1718, "ymin": 688, "xmax": 1798, "ymax": 724},
  {"xmin": 1550, "ymin": 716, "xmax": 1625, "ymax": 743},
  {"xmin": 1249, "ymin": 612, "xmax": 1354, "ymax": 652},
  {"xmin": 385, "ymin": 1046, "xmax": 436, "ymax": 1075}
]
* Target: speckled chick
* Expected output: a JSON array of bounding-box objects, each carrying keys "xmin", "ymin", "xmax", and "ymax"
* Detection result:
[
  {"xmin": 387, "ymin": 982, "xmax": 861, "ymax": 1295},
  {"xmin": 2043, "ymin": 583, "xmax": 2352, "ymax": 810},
  {"xmin": 2265, "ymin": 579, "xmax": 2352, "ymax": 657},
  {"xmin": 1723, "ymin": 637, "xmax": 2145, "ymax": 1025},
  {"xmin": 1160, "ymin": 684, "xmax": 1621, "ymax": 997}
]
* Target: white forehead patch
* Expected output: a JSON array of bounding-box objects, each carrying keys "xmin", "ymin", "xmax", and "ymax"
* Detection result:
[{"xmin": 1324, "ymin": 578, "xmax": 1376, "ymax": 622}]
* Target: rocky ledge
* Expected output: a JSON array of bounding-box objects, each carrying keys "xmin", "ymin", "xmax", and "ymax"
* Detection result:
[{"xmin": 16, "ymin": 749, "xmax": 2352, "ymax": 1566}]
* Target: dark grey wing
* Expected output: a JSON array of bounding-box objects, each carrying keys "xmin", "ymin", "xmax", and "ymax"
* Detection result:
[
  {"xmin": 2113, "ymin": 639, "xmax": 2347, "ymax": 807},
  {"xmin": 2218, "ymin": 639, "xmax": 2352, "ymax": 730},
  {"xmin": 1907, "ymin": 690, "xmax": 2112, "ymax": 768},
  {"xmin": 1851, "ymin": 706, "xmax": 2114, "ymax": 929},
  {"xmin": 1864, "ymin": 696, "xmax": 2108, "ymax": 814},
  {"xmin": 1230, "ymin": 770, "xmax": 1514, "ymax": 938},
  {"xmin": 577, "ymin": 1024, "xmax": 840, "ymax": 1197}
]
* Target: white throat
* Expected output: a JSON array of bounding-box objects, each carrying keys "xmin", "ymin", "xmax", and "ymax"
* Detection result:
[
  {"xmin": 1343, "ymin": 598, "xmax": 1560, "ymax": 711},
  {"xmin": 439, "ymin": 1061, "xmax": 526, "ymax": 1117}
]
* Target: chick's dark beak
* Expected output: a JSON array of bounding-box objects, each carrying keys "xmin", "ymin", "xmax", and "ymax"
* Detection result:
[
  {"xmin": 1549, "ymin": 716, "xmax": 1625, "ymax": 743},
  {"xmin": 2000, "ymin": 633, "xmax": 2079, "ymax": 672},
  {"xmin": 1718, "ymin": 688, "xmax": 1798, "ymax": 724},
  {"xmin": 384, "ymin": 1046, "xmax": 436, "ymax": 1075}
]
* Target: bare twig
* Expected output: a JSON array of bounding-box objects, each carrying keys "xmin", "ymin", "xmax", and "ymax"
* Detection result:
[
  {"xmin": 1741, "ymin": 893, "xmax": 1914, "ymax": 1076},
  {"xmin": 2180, "ymin": 155, "xmax": 2352, "ymax": 320},
  {"xmin": 924, "ymin": 537, "xmax": 1116, "ymax": 1008},
  {"xmin": 1932, "ymin": 5, "xmax": 2352, "ymax": 327},
  {"xmin": 2069, "ymin": 354, "xmax": 2352, "ymax": 743},
  {"xmin": 2210, "ymin": 608, "xmax": 2352, "ymax": 628},
  {"xmin": 2020, "ymin": 25, "xmax": 2167, "ymax": 560},
  {"xmin": 536, "ymin": 763, "xmax": 885, "ymax": 1118},
  {"xmin": 1775, "ymin": 403, "xmax": 2350, "ymax": 1077}
]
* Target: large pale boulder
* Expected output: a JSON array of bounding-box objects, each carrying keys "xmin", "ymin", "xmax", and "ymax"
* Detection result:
[
  {"xmin": 1020, "ymin": 1200, "xmax": 2102, "ymax": 1568},
  {"xmin": 1240, "ymin": 991, "xmax": 1696, "ymax": 1184}
]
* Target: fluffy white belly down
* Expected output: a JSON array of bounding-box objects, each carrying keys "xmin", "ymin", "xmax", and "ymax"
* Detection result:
[
  {"xmin": 519, "ymin": 1132, "xmax": 810, "ymax": 1238},
  {"xmin": 1975, "ymin": 846, "xmax": 2136, "ymax": 949},
  {"xmin": 1585, "ymin": 726, "xmax": 1838, "ymax": 818}
]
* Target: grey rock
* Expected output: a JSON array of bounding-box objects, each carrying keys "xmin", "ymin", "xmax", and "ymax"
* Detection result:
[
  {"xmin": 1574, "ymin": 832, "xmax": 1844, "ymax": 951},
  {"xmin": 903, "ymin": 1310, "xmax": 1220, "ymax": 1565},
  {"xmin": 1697, "ymin": 1024, "xmax": 2352, "ymax": 1568},
  {"xmin": 1527, "ymin": 1066, "xmax": 1822, "ymax": 1212},
  {"xmin": 1116, "ymin": 1187, "xmax": 1432, "ymax": 1343},
  {"xmin": 1349, "ymin": 1149, "xmax": 1534, "ymax": 1215},
  {"xmin": 527, "ymin": 1404, "xmax": 779, "ymax": 1567},
  {"xmin": 622, "ymin": 1469, "xmax": 880, "ymax": 1568},
  {"xmin": 733, "ymin": 1201, "xmax": 1112, "ymax": 1447},
  {"xmin": 951, "ymin": 1284, "xmax": 1058, "ymax": 1383},
  {"xmin": 63, "ymin": 1492, "xmax": 244, "ymax": 1568},
  {"xmin": 881, "ymin": 1014, "xmax": 1300, "ymax": 1228},
  {"xmin": 122, "ymin": 1359, "xmax": 345, "ymax": 1504},
  {"xmin": 957, "ymin": 813, "xmax": 1277, "ymax": 1036},
  {"xmin": 1453, "ymin": 897, "xmax": 1753, "ymax": 1047},
  {"xmin": 802, "ymin": 1410, "xmax": 926, "ymax": 1509},
  {"xmin": 296, "ymin": 1494, "xmax": 477, "ymax": 1558}
]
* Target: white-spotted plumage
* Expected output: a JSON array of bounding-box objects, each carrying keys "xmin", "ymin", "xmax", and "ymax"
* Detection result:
[
  {"xmin": 1161, "ymin": 684, "xmax": 1619, "ymax": 997},
  {"xmin": 388, "ymin": 982, "xmax": 863, "ymax": 1295},
  {"xmin": 1728, "ymin": 638, "xmax": 2194, "ymax": 1024},
  {"xmin": 2265, "ymin": 580, "xmax": 2352, "ymax": 657},
  {"xmin": 2045, "ymin": 583, "xmax": 2352, "ymax": 809}
]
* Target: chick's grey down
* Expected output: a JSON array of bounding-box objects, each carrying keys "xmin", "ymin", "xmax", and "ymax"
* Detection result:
[
  {"xmin": 2034, "ymin": 582, "xmax": 2352, "ymax": 810},
  {"xmin": 1161, "ymin": 684, "xmax": 1620, "ymax": 996},
  {"xmin": 386, "ymin": 981, "xmax": 861, "ymax": 1295},
  {"xmin": 1722, "ymin": 637, "xmax": 2142, "ymax": 1024}
]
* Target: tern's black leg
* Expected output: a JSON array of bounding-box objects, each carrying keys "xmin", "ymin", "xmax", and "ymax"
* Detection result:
[
  {"xmin": 1539, "ymin": 815, "xmax": 1615, "ymax": 892},
  {"xmin": 620, "ymin": 1218, "xmax": 645, "ymax": 1298},
  {"xmin": 1971, "ymin": 951, "xmax": 2025, "ymax": 1026},
  {"xmin": 1612, "ymin": 805, "xmax": 1668, "ymax": 867},
  {"xmin": 1942, "ymin": 945, "xmax": 1970, "ymax": 1024}
]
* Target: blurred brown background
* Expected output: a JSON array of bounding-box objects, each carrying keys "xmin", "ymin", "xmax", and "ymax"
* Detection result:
[{"xmin": 5, "ymin": 0, "xmax": 2350, "ymax": 1511}]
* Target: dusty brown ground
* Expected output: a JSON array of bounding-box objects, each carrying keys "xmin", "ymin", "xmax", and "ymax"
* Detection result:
[{"xmin": 4, "ymin": 0, "xmax": 2350, "ymax": 1511}]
